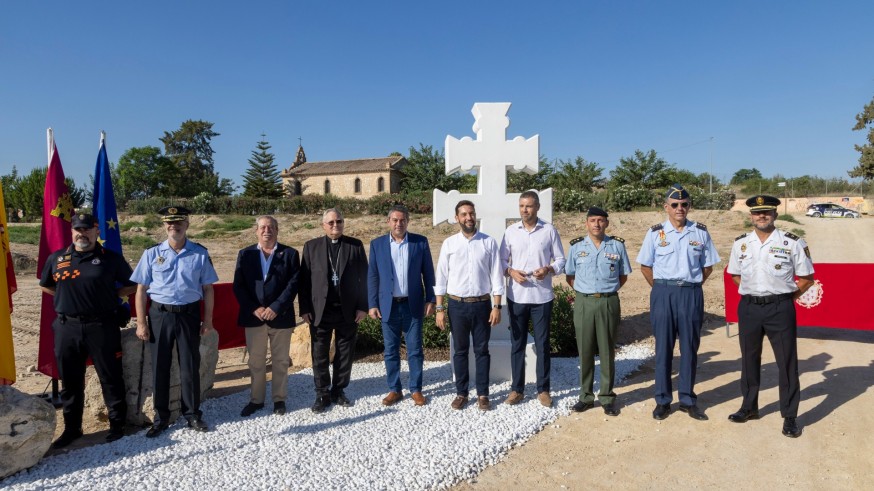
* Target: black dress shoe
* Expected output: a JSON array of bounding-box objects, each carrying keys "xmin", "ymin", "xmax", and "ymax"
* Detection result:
[
  {"xmin": 678, "ymin": 404, "xmax": 708, "ymax": 421},
  {"xmin": 106, "ymin": 424, "xmax": 125, "ymax": 443},
  {"xmin": 571, "ymin": 401, "xmax": 595, "ymax": 412},
  {"xmin": 602, "ymin": 403, "xmax": 620, "ymax": 417},
  {"xmin": 145, "ymin": 423, "xmax": 170, "ymax": 438},
  {"xmin": 187, "ymin": 417, "xmax": 209, "ymax": 432},
  {"xmin": 331, "ymin": 391, "xmax": 353, "ymax": 407},
  {"xmin": 728, "ymin": 408, "xmax": 760, "ymax": 423},
  {"xmin": 652, "ymin": 404, "xmax": 671, "ymax": 420},
  {"xmin": 311, "ymin": 396, "xmax": 331, "ymax": 413},
  {"xmin": 273, "ymin": 401, "xmax": 286, "ymax": 415},
  {"xmin": 53, "ymin": 428, "xmax": 83, "ymax": 449},
  {"xmin": 782, "ymin": 417, "xmax": 802, "ymax": 438},
  {"xmin": 240, "ymin": 402, "xmax": 265, "ymax": 417}
]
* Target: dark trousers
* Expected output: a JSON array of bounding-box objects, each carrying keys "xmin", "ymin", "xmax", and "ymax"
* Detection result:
[
  {"xmin": 448, "ymin": 299, "xmax": 492, "ymax": 397},
  {"xmin": 53, "ymin": 316, "xmax": 127, "ymax": 430},
  {"xmin": 737, "ymin": 296, "xmax": 800, "ymax": 418},
  {"xmin": 650, "ymin": 283, "xmax": 704, "ymax": 406},
  {"xmin": 310, "ymin": 309, "xmax": 357, "ymax": 397},
  {"xmin": 148, "ymin": 304, "xmax": 202, "ymax": 425},
  {"xmin": 507, "ymin": 299, "xmax": 552, "ymax": 394}
]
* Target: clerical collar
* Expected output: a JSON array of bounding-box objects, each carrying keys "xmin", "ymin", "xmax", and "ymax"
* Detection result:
[{"xmin": 331, "ymin": 239, "xmax": 339, "ymax": 244}]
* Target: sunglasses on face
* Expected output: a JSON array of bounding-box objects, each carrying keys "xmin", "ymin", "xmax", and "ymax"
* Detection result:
[
  {"xmin": 669, "ymin": 202, "xmax": 690, "ymax": 209},
  {"xmin": 325, "ymin": 219, "xmax": 344, "ymax": 226}
]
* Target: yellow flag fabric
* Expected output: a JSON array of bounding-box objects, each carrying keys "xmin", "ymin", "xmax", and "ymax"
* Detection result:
[{"xmin": 0, "ymin": 184, "xmax": 16, "ymax": 384}]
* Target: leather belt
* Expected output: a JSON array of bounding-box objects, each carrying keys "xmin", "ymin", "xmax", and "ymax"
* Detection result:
[
  {"xmin": 60, "ymin": 313, "xmax": 111, "ymax": 323},
  {"xmin": 152, "ymin": 301, "xmax": 199, "ymax": 313},
  {"xmin": 578, "ymin": 292, "xmax": 618, "ymax": 298},
  {"xmin": 392, "ymin": 297, "xmax": 408, "ymax": 303},
  {"xmin": 448, "ymin": 294, "xmax": 490, "ymax": 303},
  {"xmin": 654, "ymin": 279, "xmax": 701, "ymax": 287},
  {"xmin": 743, "ymin": 293, "xmax": 793, "ymax": 305}
]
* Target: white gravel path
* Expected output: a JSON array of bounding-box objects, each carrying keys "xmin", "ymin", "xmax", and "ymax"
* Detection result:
[{"xmin": 3, "ymin": 345, "xmax": 653, "ymax": 490}]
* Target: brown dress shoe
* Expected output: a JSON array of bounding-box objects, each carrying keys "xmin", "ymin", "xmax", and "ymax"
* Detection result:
[
  {"xmin": 537, "ymin": 392, "xmax": 553, "ymax": 407},
  {"xmin": 382, "ymin": 391, "xmax": 404, "ymax": 406},
  {"xmin": 410, "ymin": 392, "xmax": 427, "ymax": 406},
  {"xmin": 477, "ymin": 396, "xmax": 491, "ymax": 411},
  {"xmin": 504, "ymin": 391, "xmax": 524, "ymax": 405},
  {"xmin": 451, "ymin": 395, "xmax": 468, "ymax": 410}
]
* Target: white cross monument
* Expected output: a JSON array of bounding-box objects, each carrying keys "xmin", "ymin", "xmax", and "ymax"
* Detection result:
[{"xmin": 433, "ymin": 102, "xmax": 553, "ymax": 382}]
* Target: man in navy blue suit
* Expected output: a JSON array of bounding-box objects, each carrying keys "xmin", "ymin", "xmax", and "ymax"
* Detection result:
[
  {"xmin": 232, "ymin": 215, "xmax": 300, "ymax": 417},
  {"xmin": 368, "ymin": 205, "xmax": 436, "ymax": 406}
]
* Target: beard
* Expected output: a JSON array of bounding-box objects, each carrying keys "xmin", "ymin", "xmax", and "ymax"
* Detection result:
[{"xmin": 460, "ymin": 222, "xmax": 477, "ymax": 235}]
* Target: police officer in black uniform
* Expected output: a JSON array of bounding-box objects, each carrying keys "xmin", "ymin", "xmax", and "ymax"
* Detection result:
[{"xmin": 39, "ymin": 213, "xmax": 137, "ymax": 448}]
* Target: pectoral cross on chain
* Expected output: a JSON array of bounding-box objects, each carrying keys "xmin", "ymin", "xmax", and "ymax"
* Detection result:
[{"xmin": 332, "ymin": 272, "xmax": 339, "ymax": 287}]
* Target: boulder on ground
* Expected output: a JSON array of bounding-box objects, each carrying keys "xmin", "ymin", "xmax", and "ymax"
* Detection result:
[{"xmin": 0, "ymin": 385, "xmax": 56, "ymax": 479}]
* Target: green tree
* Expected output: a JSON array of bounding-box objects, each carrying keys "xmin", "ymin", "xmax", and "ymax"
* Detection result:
[
  {"xmin": 0, "ymin": 167, "xmax": 84, "ymax": 221},
  {"xmin": 241, "ymin": 135, "xmax": 284, "ymax": 199},
  {"xmin": 507, "ymin": 155, "xmax": 553, "ymax": 192},
  {"xmin": 547, "ymin": 156, "xmax": 605, "ymax": 191},
  {"xmin": 608, "ymin": 149, "xmax": 676, "ymax": 190},
  {"xmin": 160, "ymin": 120, "xmax": 234, "ymax": 196},
  {"xmin": 731, "ymin": 168, "xmax": 763, "ymax": 184},
  {"xmin": 400, "ymin": 143, "xmax": 475, "ymax": 192},
  {"xmin": 849, "ymin": 96, "xmax": 874, "ymax": 181},
  {"xmin": 112, "ymin": 146, "xmax": 177, "ymax": 201}
]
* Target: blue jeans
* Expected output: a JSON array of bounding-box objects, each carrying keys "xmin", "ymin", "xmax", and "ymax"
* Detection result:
[
  {"xmin": 448, "ymin": 298, "xmax": 491, "ymax": 397},
  {"xmin": 507, "ymin": 299, "xmax": 552, "ymax": 394},
  {"xmin": 381, "ymin": 300, "xmax": 424, "ymax": 393}
]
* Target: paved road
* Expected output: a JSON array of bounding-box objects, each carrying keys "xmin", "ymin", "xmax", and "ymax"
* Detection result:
[{"xmin": 790, "ymin": 215, "xmax": 873, "ymax": 263}]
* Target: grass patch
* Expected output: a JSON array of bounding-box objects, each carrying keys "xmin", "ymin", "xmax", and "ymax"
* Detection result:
[
  {"xmin": 778, "ymin": 214, "xmax": 800, "ymax": 224},
  {"xmin": 6, "ymin": 224, "xmax": 41, "ymax": 244},
  {"xmin": 121, "ymin": 215, "xmax": 162, "ymax": 230},
  {"xmin": 202, "ymin": 217, "xmax": 253, "ymax": 232},
  {"xmin": 189, "ymin": 230, "xmax": 222, "ymax": 239},
  {"xmin": 791, "ymin": 228, "xmax": 806, "ymax": 237},
  {"xmin": 122, "ymin": 235, "xmax": 158, "ymax": 249}
]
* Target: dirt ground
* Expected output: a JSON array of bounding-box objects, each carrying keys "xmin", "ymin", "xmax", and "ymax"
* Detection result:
[{"xmin": 6, "ymin": 210, "xmax": 873, "ymax": 488}]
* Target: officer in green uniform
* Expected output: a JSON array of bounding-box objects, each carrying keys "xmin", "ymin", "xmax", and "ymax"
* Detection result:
[{"xmin": 565, "ymin": 207, "xmax": 631, "ymax": 416}]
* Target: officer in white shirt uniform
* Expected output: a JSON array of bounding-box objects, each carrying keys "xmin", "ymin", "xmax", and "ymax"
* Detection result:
[{"xmin": 726, "ymin": 195, "xmax": 814, "ymax": 438}]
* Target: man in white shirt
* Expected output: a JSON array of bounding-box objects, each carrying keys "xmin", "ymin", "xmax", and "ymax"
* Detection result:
[
  {"xmin": 435, "ymin": 200, "xmax": 504, "ymax": 411},
  {"xmin": 499, "ymin": 191, "xmax": 565, "ymax": 407}
]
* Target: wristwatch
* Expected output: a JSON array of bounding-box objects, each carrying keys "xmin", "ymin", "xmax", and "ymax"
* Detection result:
[
  {"xmin": 493, "ymin": 305, "xmax": 502, "ymax": 310},
  {"xmin": 435, "ymin": 305, "xmax": 446, "ymax": 312}
]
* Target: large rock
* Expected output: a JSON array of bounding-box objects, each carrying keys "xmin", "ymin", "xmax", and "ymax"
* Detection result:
[
  {"xmin": 0, "ymin": 385, "xmax": 56, "ymax": 479},
  {"xmin": 290, "ymin": 326, "xmax": 335, "ymax": 368},
  {"xmin": 83, "ymin": 326, "xmax": 219, "ymax": 426}
]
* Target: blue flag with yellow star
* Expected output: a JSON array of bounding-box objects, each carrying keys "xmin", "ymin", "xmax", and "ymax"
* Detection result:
[{"xmin": 92, "ymin": 133, "xmax": 122, "ymax": 254}]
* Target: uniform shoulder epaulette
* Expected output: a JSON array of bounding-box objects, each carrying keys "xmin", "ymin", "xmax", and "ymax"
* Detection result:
[
  {"xmin": 695, "ymin": 222, "xmax": 707, "ymax": 231},
  {"xmin": 610, "ymin": 235, "xmax": 625, "ymax": 243},
  {"xmin": 784, "ymin": 231, "xmax": 800, "ymax": 241},
  {"xmin": 650, "ymin": 223, "xmax": 663, "ymax": 231},
  {"xmin": 569, "ymin": 236, "xmax": 585, "ymax": 245},
  {"xmin": 146, "ymin": 243, "xmax": 161, "ymax": 250},
  {"xmin": 734, "ymin": 233, "xmax": 748, "ymax": 241}
]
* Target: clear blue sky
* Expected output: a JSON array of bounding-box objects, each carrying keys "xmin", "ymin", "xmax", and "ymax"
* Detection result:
[{"xmin": 2, "ymin": 1, "xmax": 872, "ymax": 189}]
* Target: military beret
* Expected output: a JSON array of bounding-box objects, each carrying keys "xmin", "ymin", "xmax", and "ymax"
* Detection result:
[
  {"xmin": 71, "ymin": 213, "xmax": 98, "ymax": 229},
  {"xmin": 158, "ymin": 205, "xmax": 191, "ymax": 222},
  {"xmin": 586, "ymin": 206, "xmax": 608, "ymax": 218},
  {"xmin": 745, "ymin": 195, "xmax": 780, "ymax": 212},
  {"xmin": 666, "ymin": 184, "xmax": 690, "ymax": 200}
]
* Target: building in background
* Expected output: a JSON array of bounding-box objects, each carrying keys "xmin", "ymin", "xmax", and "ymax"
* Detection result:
[{"xmin": 281, "ymin": 145, "xmax": 406, "ymax": 198}]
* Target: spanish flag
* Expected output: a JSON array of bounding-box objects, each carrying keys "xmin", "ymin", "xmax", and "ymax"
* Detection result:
[{"xmin": 0, "ymin": 182, "xmax": 16, "ymax": 384}]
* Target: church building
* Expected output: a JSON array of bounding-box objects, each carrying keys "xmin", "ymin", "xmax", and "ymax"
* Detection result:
[{"xmin": 280, "ymin": 145, "xmax": 407, "ymax": 198}]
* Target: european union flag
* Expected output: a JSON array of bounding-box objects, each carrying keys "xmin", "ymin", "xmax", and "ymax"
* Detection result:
[{"xmin": 92, "ymin": 132, "xmax": 122, "ymax": 254}]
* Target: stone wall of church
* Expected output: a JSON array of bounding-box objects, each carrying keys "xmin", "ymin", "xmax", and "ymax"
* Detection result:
[{"xmin": 284, "ymin": 171, "xmax": 398, "ymax": 198}]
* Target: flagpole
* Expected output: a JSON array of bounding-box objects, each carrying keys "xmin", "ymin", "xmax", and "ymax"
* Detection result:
[
  {"xmin": 47, "ymin": 127, "xmax": 54, "ymax": 166},
  {"xmin": 100, "ymin": 130, "xmax": 106, "ymax": 148}
]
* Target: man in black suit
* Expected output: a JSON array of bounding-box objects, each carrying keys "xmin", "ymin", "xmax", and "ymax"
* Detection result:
[
  {"xmin": 232, "ymin": 215, "xmax": 300, "ymax": 417},
  {"xmin": 299, "ymin": 208, "xmax": 368, "ymax": 413}
]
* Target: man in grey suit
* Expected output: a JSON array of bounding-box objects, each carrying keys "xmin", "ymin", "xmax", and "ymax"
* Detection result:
[{"xmin": 299, "ymin": 208, "xmax": 368, "ymax": 413}]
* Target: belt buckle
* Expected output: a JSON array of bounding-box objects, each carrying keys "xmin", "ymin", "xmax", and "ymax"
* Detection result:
[
  {"xmin": 675, "ymin": 281, "xmax": 684, "ymax": 287},
  {"xmin": 593, "ymin": 293, "xmax": 602, "ymax": 298}
]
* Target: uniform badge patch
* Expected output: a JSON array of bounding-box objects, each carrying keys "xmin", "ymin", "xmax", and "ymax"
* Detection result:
[
  {"xmin": 156, "ymin": 256, "xmax": 165, "ymax": 264},
  {"xmin": 740, "ymin": 244, "xmax": 746, "ymax": 253},
  {"xmin": 658, "ymin": 230, "xmax": 669, "ymax": 247},
  {"xmin": 804, "ymin": 246, "xmax": 811, "ymax": 258},
  {"xmin": 577, "ymin": 251, "xmax": 588, "ymax": 257},
  {"xmin": 92, "ymin": 258, "xmax": 101, "ymax": 265},
  {"xmin": 775, "ymin": 264, "xmax": 782, "ymax": 270},
  {"xmin": 784, "ymin": 240, "xmax": 788, "ymax": 246},
  {"xmin": 796, "ymin": 279, "xmax": 823, "ymax": 309}
]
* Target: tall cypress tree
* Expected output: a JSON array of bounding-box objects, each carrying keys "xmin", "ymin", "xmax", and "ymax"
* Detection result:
[{"xmin": 242, "ymin": 135, "xmax": 284, "ymax": 199}]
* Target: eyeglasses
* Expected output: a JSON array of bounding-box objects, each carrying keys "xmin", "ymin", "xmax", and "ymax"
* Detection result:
[
  {"xmin": 669, "ymin": 202, "xmax": 690, "ymax": 209},
  {"xmin": 325, "ymin": 219, "xmax": 344, "ymax": 226}
]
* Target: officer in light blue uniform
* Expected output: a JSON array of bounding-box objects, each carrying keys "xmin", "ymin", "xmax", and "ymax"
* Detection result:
[
  {"xmin": 637, "ymin": 184, "xmax": 720, "ymax": 422},
  {"xmin": 565, "ymin": 207, "xmax": 632, "ymax": 416},
  {"xmin": 131, "ymin": 206, "xmax": 219, "ymax": 437}
]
